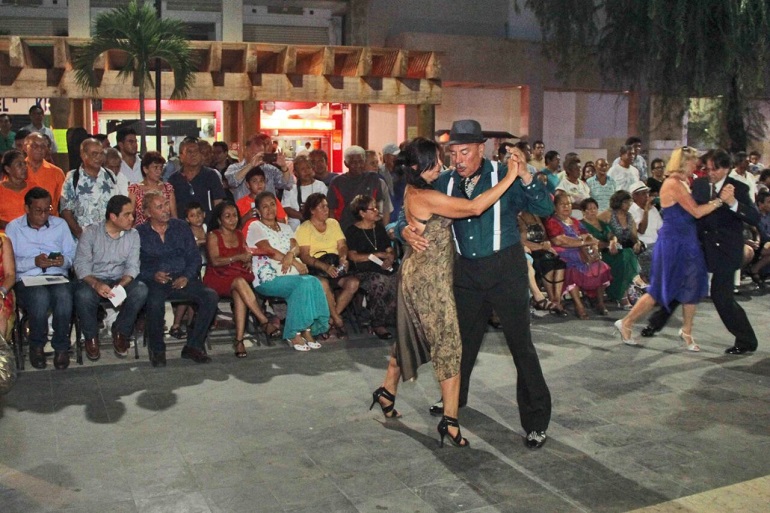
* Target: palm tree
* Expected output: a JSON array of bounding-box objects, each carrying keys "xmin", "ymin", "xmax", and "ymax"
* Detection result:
[{"xmin": 73, "ymin": 0, "xmax": 196, "ymax": 154}]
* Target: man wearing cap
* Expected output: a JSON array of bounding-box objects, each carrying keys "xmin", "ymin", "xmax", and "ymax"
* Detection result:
[
  {"xmin": 379, "ymin": 143, "xmax": 406, "ymax": 223},
  {"xmin": 629, "ymin": 180, "xmax": 661, "ymax": 281},
  {"xmin": 400, "ymin": 119, "xmax": 554, "ymax": 449}
]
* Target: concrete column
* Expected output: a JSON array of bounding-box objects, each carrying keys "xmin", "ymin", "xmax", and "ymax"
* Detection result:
[
  {"xmin": 68, "ymin": 0, "xmax": 91, "ymax": 38},
  {"xmin": 222, "ymin": 0, "xmax": 243, "ymax": 42},
  {"xmin": 223, "ymin": 100, "xmax": 260, "ymax": 159},
  {"xmin": 628, "ymin": 89, "xmax": 651, "ymax": 142},
  {"xmin": 521, "ymin": 84, "xmax": 544, "ymax": 141},
  {"xmin": 350, "ymin": 104, "xmax": 369, "ymax": 148},
  {"xmin": 346, "ymin": 0, "xmax": 369, "ymax": 46},
  {"xmin": 68, "ymin": 99, "xmax": 93, "ymax": 132},
  {"xmin": 417, "ymin": 104, "xmax": 435, "ymax": 139}
]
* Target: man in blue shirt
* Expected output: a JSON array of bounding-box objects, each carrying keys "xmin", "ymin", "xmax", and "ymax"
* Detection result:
[
  {"xmin": 402, "ymin": 120, "xmax": 554, "ymax": 449},
  {"xmin": 137, "ymin": 191, "xmax": 218, "ymax": 367},
  {"xmin": 6, "ymin": 187, "xmax": 77, "ymax": 370}
]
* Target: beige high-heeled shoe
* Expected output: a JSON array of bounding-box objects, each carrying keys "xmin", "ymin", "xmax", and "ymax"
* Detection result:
[{"xmin": 678, "ymin": 329, "xmax": 700, "ymax": 352}]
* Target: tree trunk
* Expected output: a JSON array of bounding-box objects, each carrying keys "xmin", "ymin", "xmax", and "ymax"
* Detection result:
[
  {"xmin": 139, "ymin": 89, "xmax": 147, "ymax": 155},
  {"xmin": 725, "ymin": 75, "xmax": 747, "ymax": 152}
]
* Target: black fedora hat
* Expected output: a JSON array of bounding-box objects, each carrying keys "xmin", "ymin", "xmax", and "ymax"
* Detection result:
[{"xmin": 447, "ymin": 119, "xmax": 487, "ymax": 146}]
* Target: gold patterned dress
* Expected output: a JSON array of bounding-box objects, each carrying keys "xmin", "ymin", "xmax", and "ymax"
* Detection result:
[{"xmin": 395, "ymin": 214, "xmax": 461, "ymax": 382}]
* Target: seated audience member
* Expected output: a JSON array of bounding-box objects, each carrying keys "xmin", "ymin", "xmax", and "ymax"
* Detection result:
[
  {"xmin": 74, "ymin": 195, "xmax": 148, "ymax": 361},
  {"xmin": 545, "ymin": 191, "xmax": 612, "ymax": 319},
  {"xmin": 167, "ymin": 137, "xmax": 225, "ymax": 225},
  {"xmin": 537, "ymin": 150, "xmax": 561, "ymax": 193},
  {"xmin": 168, "ymin": 202, "xmax": 208, "ymax": 340},
  {"xmin": 128, "ymin": 151, "xmax": 177, "ymax": 226},
  {"xmin": 586, "ymin": 158, "xmax": 616, "ymax": 211},
  {"xmin": 137, "ymin": 191, "xmax": 218, "ymax": 367},
  {"xmin": 309, "ymin": 149, "xmax": 335, "ymax": 186},
  {"xmin": 202, "ymin": 201, "xmax": 275, "ymax": 358},
  {"xmin": 24, "ymin": 132, "xmax": 65, "ymax": 213},
  {"xmin": 581, "ymin": 161, "xmax": 596, "ymax": 181},
  {"xmin": 116, "ymin": 128, "xmax": 143, "ymax": 185},
  {"xmin": 748, "ymin": 151, "xmax": 764, "ymax": 175},
  {"xmin": 225, "ymin": 133, "xmax": 294, "ymax": 201},
  {"xmin": 518, "ymin": 210, "xmax": 568, "ymax": 316},
  {"xmin": 296, "ymin": 193, "xmax": 360, "ymax": 338},
  {"xmin": 0, "ymin": 150, "xmax": 34, "ymax": 229},
  {"xmin": 646, "ymin": 158, "xmax": 666, "ymax": 198},
  {"xmin": 756, "ymin": 169, "xmax": 770, "ymax": 196},
  {"xmin": 0, "ymin": 113, "xmax": 14, "ymax": 153},
  {"xmin": 14, "ymin": 129, "xmax": 31, "ymax": 152},
  {"xmin": 235, "ymin": 166, "xmax": 288, "ymax": 236},
  {"xmin": 556, "ymin": 155, "xmax": 590, "ymax": 219},
  {"xmin": 198, "ymin": 140, "xmax": 214, "ymax": 169},
  {"xmin": 0, "ymin": 232, "xmax": 16, "ymax": 339},
  {"xmin": 522, "ymin": 249, "xmax": 561, "ymax": 317},
  {"xmin": 247, "ymin": 191, "xmax": 329, "ymax": 351},
  {"xmin": 599, "ymin": 190, "xmax": 645, "ymax": 256},
  {"xmin": 60, "ymin": 138, "xmax": 119, "ymax": 239},
  {"xmin": 103, "ymin": 147, "xmax": 129, "ymax": 195},
  {"xmin": 529, "ymin": 140, "xmax": 546, "ymax": 170},
  {"xmin": 6, "ymin": 187, "xmax": 77, "ymax": 370},
  {"xmin": 282, "ymin": 155, "xmax": 328, "ymax": 231},
  {"xmin": 327, "ymin": 146, "xmax": 392, "ymax": 231},
  {"xmin": 607, "ymin": 145, "xmax": 640, "ymax": 192},
  {"xmin": 748, "ymin": 190, "xmax": 770, "ymax": 284},
  {"xmin": 344, "ymin": 195, "xmax": 398, "ymax": 339},
  {"xmin": 629, "ymin": 181, "xmax": 662, "ymax": 282},
  {"xmin": 364, "ymin": 150, "xmax": 379, "ymax": 172},
  {"xmin": 580, "ymin": 198, "xmax": 639, "ymax": 309}
]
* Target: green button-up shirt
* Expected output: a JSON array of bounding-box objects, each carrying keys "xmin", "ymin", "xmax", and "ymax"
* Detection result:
[
  {"xmin": 434, "ymin": 159, "xmax": 554, "ymax": 259},
  {"xmin": 0, "ymin": 131, "xmax": 15, "ymax": 153}
]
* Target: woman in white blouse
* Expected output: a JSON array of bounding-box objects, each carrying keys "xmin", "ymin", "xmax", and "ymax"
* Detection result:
[{"xmin": 246, "ymin": 192, "xmax": 330, "ymax": 351}]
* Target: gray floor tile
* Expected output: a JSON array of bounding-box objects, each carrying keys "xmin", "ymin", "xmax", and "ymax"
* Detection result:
[{"xmin": 135, "ymin": 491, "xmax": 212, "ymax": 513}]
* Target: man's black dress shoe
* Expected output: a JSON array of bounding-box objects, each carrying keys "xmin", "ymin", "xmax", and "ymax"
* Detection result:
[
  {"xmin": 525, "ymin": 430, "xmax": 547, "ymax": 449},
  {"xmin": 53, "ymin": 350, "xmax": 70, "ymax": 370},
  {"xmin": 148, "ymin": 348, "xmax": 167, "ymax": 367},
  {"xmin": 724, "ymin": 346, "xmax": 755, "ymax": 355},
  {"xmin": 29, "ymin": 346, "xmax": 47, "ymax": 369},
  {"xmin": 640, "ymin": 326, "xmax": 658, "ymax": 338},
  {"xmin": 181, "ymin": 345, "xmax": 211, "ymax": 364}
]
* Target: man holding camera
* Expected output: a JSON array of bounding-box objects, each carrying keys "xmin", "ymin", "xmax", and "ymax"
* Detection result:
[
  {"xmin": 7, "ymin": 187, "xmax": 77, "ymax": 370},
  {"xmin": 225, "ymin": 133, "xmax": 294, "ymax": 201}
]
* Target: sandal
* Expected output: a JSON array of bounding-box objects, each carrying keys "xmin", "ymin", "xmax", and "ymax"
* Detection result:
[
  {"xmin": 169, "ymin": 326, "xmax": 185, "ymax": 339},
  {"xmin": 260, "ymin": 322, "xmax": 281, "ymax": 339},
  {"xmin": 233, "ymin": 339, "xmax": 247, "ymax": 358},
  {"xmin": 301, "ymin": 329, "xmax": 322, "ymax": 349},
  {"xmin": 550, "ymin": 303, "xmax": 569, "ymax": 317}
]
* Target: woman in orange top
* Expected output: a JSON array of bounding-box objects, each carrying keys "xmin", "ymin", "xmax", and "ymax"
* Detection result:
[{"xmin": 0, "ymin": 150, "xmax": 34, "ymax": 229}]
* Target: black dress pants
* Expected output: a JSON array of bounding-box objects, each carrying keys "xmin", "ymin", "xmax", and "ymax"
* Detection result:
[
  {"xmin": 647, "ymin": 269, "xmax": 757, "ymax": 350},
  {"xmin": 453, "ymin": 244, "xmax": 551, "ymax": 433}
]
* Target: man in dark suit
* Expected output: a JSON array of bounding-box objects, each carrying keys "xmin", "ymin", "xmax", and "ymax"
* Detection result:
[{"xmin": 642, "ymin": 149, "xmax": 759, "ymax": 354}]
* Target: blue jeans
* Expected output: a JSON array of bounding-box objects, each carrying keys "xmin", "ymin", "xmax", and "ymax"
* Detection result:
[
  {"xmin": 74, "ymin": 279, "xmax": 148, "ymax": 339},
  {"xmin": 15, "ymin": 280, "xmax": 74, "ymax": 352},
  {"xmin": 142, "ymin": 278, "xmax": 218, "ymax": 352}
]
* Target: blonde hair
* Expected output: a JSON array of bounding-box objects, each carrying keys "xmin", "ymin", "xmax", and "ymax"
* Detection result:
[{"xmin": 664, "ymin": 146, "xmax": 698, "ymax": 177}]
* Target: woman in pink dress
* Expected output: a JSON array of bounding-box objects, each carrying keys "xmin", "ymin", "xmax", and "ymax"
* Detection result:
[{"xmin": 128, "ymin": 151, "xmax": 177, "ymax": 225}]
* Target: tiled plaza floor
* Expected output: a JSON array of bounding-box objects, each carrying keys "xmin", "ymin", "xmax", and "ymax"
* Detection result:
[{"xmin": 1, "ymin": 285, "xmax": 768, "ymax": 512}]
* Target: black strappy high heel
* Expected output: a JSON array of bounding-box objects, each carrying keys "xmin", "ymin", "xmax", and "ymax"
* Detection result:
[
  {"xmin": 369, "ymin": 387, "xmax": 401, "ymax": 418},
  {"xmin": 437, "ymin": 415, "xmax": 469, "ymax": 448}
]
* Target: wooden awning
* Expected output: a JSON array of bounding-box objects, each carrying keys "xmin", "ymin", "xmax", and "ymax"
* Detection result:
[{"xmin": 0, "ymin": 37, "xmax": 441, "ymax": 105}]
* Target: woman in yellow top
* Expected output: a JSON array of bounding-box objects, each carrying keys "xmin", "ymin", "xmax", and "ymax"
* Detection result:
[{"xmin": 295, "ymin": 193, "xmax": 360, "ymax": 338}]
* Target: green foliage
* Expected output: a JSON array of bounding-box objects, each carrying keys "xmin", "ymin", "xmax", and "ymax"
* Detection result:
[
  {"xmin": 72, "ymin": 0, "xmax": 196, "ymax": 151},
  {"xmin": 522, "ymin": 0, "xmax": 770, "ymax": 150}
]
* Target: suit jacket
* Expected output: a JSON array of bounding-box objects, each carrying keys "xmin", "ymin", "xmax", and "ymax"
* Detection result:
[{"xmin": 691, "ymin": 176, "xmax": 759, "ymax": 272}]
